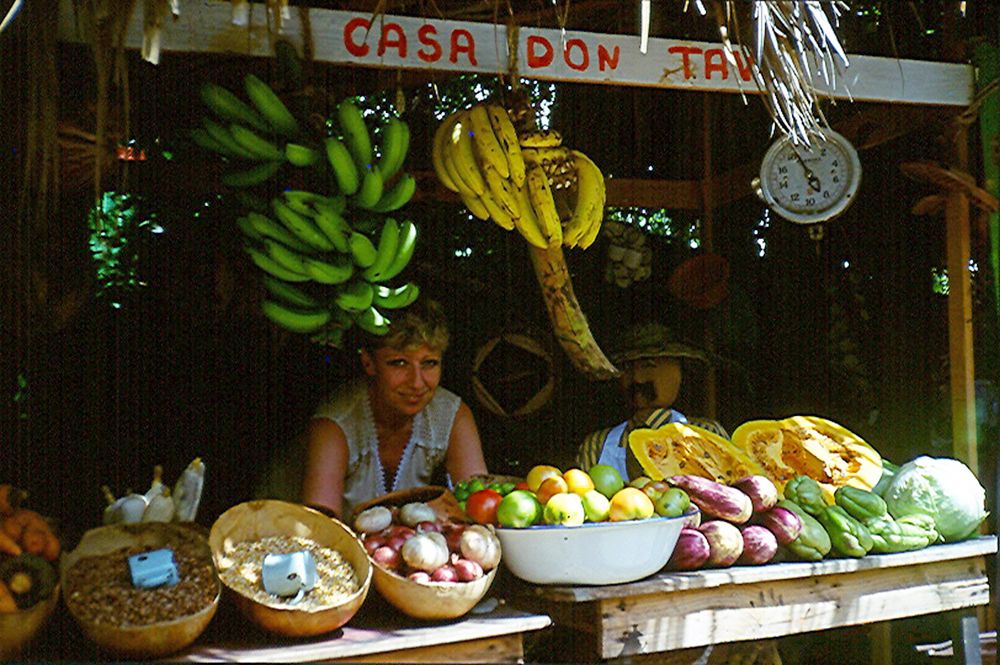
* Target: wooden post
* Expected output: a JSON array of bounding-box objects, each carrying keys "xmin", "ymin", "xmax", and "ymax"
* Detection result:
[
  {"xmin": 701, "ymin": 94, "xmax": 718, "ymax": 419},
  {"xmin": 946, "ymin": 124, "xmax": 978, "ymax": 473}
]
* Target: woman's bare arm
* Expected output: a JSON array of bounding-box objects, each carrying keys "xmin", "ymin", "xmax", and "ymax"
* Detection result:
[
  {"xmin": 302, "ymin": 418, "xmax": 350, "ymax": 518},
  {"xmin": 444, "ymin": 401, "xmax": 488, "ymax": 482}
]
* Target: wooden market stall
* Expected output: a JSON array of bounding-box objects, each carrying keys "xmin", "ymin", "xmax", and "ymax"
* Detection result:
[{"xmin": 3, "ymin": 1, "xmax": 999, "ymax": 663}]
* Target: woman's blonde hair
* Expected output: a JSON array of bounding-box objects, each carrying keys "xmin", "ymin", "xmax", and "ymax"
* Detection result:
[{"xmin": 362, "ymin": 299, "xmax": 450, "ymax": 353}]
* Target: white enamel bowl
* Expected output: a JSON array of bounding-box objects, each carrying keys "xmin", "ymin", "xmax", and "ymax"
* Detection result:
[{"xmin": 494, "ymin": 509, "xmax": 697, "ymax": 585}]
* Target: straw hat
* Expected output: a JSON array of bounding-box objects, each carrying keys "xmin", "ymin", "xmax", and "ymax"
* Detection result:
[{"xmin": 611, "ymin": 323, "xmax": 708, "ymax": 365}]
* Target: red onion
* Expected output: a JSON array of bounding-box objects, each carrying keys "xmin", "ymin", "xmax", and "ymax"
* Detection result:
[
  {"xmin": 453, "ymin": 558, "xmax": 484, "ymax": 582},
  {"xmin": 372, "ymin": 545, "xmax": 402, "ymax": 570},
  {"xmin": 431, "ymin": 565, "xmax": 458, "ymax": 582}
]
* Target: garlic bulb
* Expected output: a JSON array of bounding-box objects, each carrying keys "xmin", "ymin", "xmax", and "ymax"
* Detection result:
[
  {"xmin": 459, "ymin": 525, "xmax": 501, "ymax": 571},
  {"xmin": 398, "ymin": 502, "xmax": 436, "ymax": 527},
  {"xmin": 354, "ymin": 506, "xmax": 392, "ymax": 534},
  {"xmin": 401, "ymin": 533, "xmax": 449, "ymax": 573}
]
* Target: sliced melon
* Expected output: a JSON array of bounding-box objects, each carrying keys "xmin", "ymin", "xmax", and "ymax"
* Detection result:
[
  {"xmin": 627, "ymin": 423, "xmax": 763, "ymax": 485},
  {"xmin": 731, "ymin": 415, "xmax": 882, "ymax": 502}
]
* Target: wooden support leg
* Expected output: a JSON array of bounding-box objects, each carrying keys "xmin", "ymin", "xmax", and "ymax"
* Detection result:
[
  {"xmin": 950, "ymin": 610, "xmax": 982, "ymax": 665},
  {"xmin": 869, "ymin": 621, "xmax": 892, "ymax": 665}
]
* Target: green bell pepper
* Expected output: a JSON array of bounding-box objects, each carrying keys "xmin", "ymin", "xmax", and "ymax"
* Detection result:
[
  {"xmin": 783, "ymin": 476, "xmax": 827, "ymax": 516},
  {"xmin": 834, "ymin": 485, "xmax": 888, "ymax": 522},
  {"xmin": 777, "ymin": 499, "xmax": 832, "ymax": 561},
  {"xmin": 815, "ymin": 505, "xmax": 873, "ymax": 557}
]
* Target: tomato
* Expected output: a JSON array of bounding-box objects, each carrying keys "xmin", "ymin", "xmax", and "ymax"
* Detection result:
[{"xmin": 465, "ymin": 489, "xmax": 503, "ymax": 525}]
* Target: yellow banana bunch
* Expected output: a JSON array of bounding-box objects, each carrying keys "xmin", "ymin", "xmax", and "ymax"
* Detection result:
[{"xmin": 432, "ymin": 104, "xmax": 606, "ymax": 252}]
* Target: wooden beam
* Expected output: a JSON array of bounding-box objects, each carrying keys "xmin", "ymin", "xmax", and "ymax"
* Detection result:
[
  {"xmin": 606, "ymin": 177, "xmax": 702, "ymax": 210},
  {"xmin": 57, "ymin": 1, "xmax": 974, "ymax": 106}
]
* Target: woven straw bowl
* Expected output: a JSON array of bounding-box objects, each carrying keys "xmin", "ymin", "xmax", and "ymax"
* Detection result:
[
  {"xmin": 60, "ymin": 522, "xmax": 219, "ymax": 659},
  {"xmin": 355, "ymin": 486, "xmax": 498, "ymax": 620},
  {"xmin": 209, "ymin": 500, "xmax": 371, "ymax": 637},
  {"xmin": 0, "ymin": 582, "xmax": 59, "ymax": 660}
]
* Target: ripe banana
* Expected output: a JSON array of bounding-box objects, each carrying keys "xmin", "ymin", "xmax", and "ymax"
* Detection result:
[
  {"xmin": 354, "ymin": 305, "xmax": 391, "ymax": 335},
  {"xmin": 521, "ymin": 146, "xmax": 573, "ymax": 168},
  {"xmin": 262, "ymin": 237, "xmax": 309, "ymax": 274},
  {"xmin": 261, "ymin": 275, "xmax": 319, "ymax": 308},
  {"xmin": 348, "ymin": 231, "xmax": 378, "ymax": 268},
  {"xmin": 222, "ymin": 160, "xmax": 282, "ymax": 187},
  {"xmin": 373, "ymin": 282, "xmax": 420, "ymax": 309},
  {"xmin": 272, "ymin": 198, "xmax": 335, "ymax": 252},
  {"xmin": 229, "ymin": 123, "xmax": 286, "ymax": 161},
  {"xmin": 370, "ymin": 173, "xmax": 416, "ymax": 213},
  {"xmin": 362, "ymin": 217, "xmax": 400, "ymax": 282},
  {"xmin": 199, "ymin": 82, "xmax": 269, "ymax": 132},
  {"xmin": 353, "ymin": 165, "xmax": 385, "ymax": 210},
  {"xmin": 431, "ymin": 114, "xmax": 461, "ymax": 192},
  {"xmin": 568, "ymin": 149, "xmax": 606, "ymax": 249},
  {"xmin": 245, "ymin": 211, "xmax": 313, "ymax": 252},
  {"xmin": 459, "ymin": 191, "xmax": 491, "ymax": 221},
  {"xmin": 519, "ymin": 129, "xmax": 563, "ymax": 148},
  {"xmin": 338, "ymin": 100, "xmax": 373, "ymax": 169},
  {"xmin": 335, "ymin": 280, "xmax": 375, "ymax": 313},
  {"xmin": 325, "ymin": 137, "xmax": 361, "ymax": 196},
  {"xmin": 302, "ymin": 254, "xmax": 354, "ymax": 285},
  {"xmin": 261, "ymin": 299, "xmax": 332, "ymax": 333},
  {"xmin": 377, "ymin": 116, "xmax": 410, "ymax": 183},
  {"xmin": 285, "ymin": 143, "xmax": 320, "ymax": 167},
  {"xmin": 446, "ymin": 112, "xmax": 488, "ymax": 196},
  {"xmin": 482, "ymin": 164, "xmax": 521, "ymax": 218},
  {"xmin": 379, "ymin": 219, "xmax": 418, "ymax": 281},
  {"xmin": 245, "ymin": 245, "xmax": 310, "ymax": 282},
  {"xmin": 511, "ymin": 184, "xmax": 549, "ymax": 249},
  {"xmin": 468, "ymin": 104, "xmax": 509, "ymax": 180},
  {"xmin": 244, "ymin": 73, "xmax": 300, "ymax": 136},
  {"xmin": 525, "ymin": 164, "xmax": 563, "ymax": 247},
  {"xmin": 486, "ymin": 104, "xmax": 526, "ymax": 188},
  {"xmin": 477, "ymin": 191, "xmax": 516, "ymax": 231}
]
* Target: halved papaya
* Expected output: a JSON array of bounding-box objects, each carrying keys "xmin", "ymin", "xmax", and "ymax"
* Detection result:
[
  {"xmin": 731, "ymin": 415, "xmax": 882, "ymax": 502},
  {"xmin": 627, "ymin": 422, "xmax": 763, "ymax": 485}
]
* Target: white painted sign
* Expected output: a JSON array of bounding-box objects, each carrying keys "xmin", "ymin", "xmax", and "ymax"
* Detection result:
[{"xmin": 57, "ymin": 1, "xmax": 973, "ymax": 106}]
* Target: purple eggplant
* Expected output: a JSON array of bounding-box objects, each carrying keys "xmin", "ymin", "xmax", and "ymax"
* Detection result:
[
  {"xmin": 756, "ymin": 506, "xmax": 804, "ymax": 545},
  {"xmin": 667, "ymin": 528, "xmax": 711, "ymax": 571},
  {"xmin": 698, "ymin": 520, "xmax": 744, "ymax": 567},
  {"xmin": 732, "ymin": 475, "xmax": 779, "ymax": 513},
  {"xmin": 737, "ymin": 525, "xmax": 778, "ymax": 565},
  {"xmin": 668, "ymin": 475, "xmax": 753, "ymax": 524}
]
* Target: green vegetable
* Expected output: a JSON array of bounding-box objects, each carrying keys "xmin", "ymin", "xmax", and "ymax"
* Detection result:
[
  {"xmin": 872, "ymin": 459, "xmax": 900, "ymax": 496},
  {"xmin": 783, "ymin": 476, "xmax": 827, "ymax": 516},
  {"xmin": 863, "ymin": 515, "xmax": 935, "ymax": 553},
  {"xmin": 453, "ymin": 481, "xmax": 470, "ymax": 502},
  {"xmin": 835, "ymin": 485, "xmax": 888, "ymax": 522},
  {"xmin": 777, "ymin": 499, "xmax": 832, "ymax": 561},
  {"xmin": 467, "ymin": 478, "xmax": 486, "ymax": 494},
  {"xmin": 882, "ymin": 456, "xmax": 987, "ymax": 542},
  {"xmin": 815, "ymin": 505, "xmax": 873, "ymax": 557}
]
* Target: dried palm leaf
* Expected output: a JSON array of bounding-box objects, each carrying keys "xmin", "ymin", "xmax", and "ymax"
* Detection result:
[{"xmin": 700, "ymin": 0, "xmax": 851, "ymax": 146}]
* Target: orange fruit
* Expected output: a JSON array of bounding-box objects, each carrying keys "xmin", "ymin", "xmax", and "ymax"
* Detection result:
[
  {"xmin": 608, "ymin": 487, "xmax": 655, "ymax": 521},
  {"xmin": 562, "ymin": 468, "xmax": 596, "ymax": 495},
  {"xmin": 526, "ymin": 464, "xmax": 563, "ymax": 492},
  {"xmin": 535, "ymin": 476, "xmax": 570, "ymax": 505}
]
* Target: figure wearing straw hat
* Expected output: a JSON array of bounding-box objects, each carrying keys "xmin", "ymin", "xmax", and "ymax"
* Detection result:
[{"xmin": 575, "ymin": 322, "xmax": 728, "ymax": 480}]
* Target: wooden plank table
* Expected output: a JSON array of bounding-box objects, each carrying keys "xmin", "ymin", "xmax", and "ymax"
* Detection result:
[
  {"xmin": 507, "ymin": 537, "xmax": 997, "ymax": 663},
  {"xmin": 169, "ymin": 600, "xmax": 551, "ymax": 663}
]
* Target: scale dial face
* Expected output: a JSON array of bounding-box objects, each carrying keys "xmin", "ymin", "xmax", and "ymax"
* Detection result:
[{"xmin": 758, "ymin": 129, "xmax": 862, "ymax": 224}]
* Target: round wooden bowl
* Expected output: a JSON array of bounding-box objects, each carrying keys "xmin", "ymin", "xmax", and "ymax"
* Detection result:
[
  {"xmin": 209, "ymin": 500, "xmax": 371, "ymax": 638},
  {"xmin": 371, "ymin": 563, "xmax": 497, "ymax": 621},
  {"xmin": 60, "ymin": 522, "xmax": 220, "ymax": 659},
  {"xmin": 0, "ymin": 582, "xmax": 59, "ymax": 660}
]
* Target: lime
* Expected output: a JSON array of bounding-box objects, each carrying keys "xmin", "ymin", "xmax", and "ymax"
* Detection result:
[
  {"xmin": 587, "ymin": 464, "xmax": 625, "ymax": 499},
  {"xmin": 496, "ymin": 490, "xmax": 542, "ymax": 528},
  {"xmin": 654, "ymin": 488, "xmax": 691, "ymax": 517}
]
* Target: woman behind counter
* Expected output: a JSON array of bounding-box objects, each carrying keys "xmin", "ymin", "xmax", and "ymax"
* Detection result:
[{"xmin": 302, "ymin": 299, "xmax": 487, "ymax": 520}]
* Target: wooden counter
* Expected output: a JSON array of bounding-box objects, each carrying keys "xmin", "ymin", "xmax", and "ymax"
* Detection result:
[
  {"xmin": 507, "ymin": 536, "xmax": 997, "ymax": 663},
  {"xmin": 171, "ymin": 601, "xmax": 551, "ymax": 663}
]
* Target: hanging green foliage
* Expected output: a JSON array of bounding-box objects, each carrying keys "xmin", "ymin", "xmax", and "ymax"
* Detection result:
[
  {"xmin": 605, "ymin": 206, "xmax": 701, "ymax": 245},
  {"xmin": 87, "ymin": 191, "xmax": 158, "ymax": 308}
]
